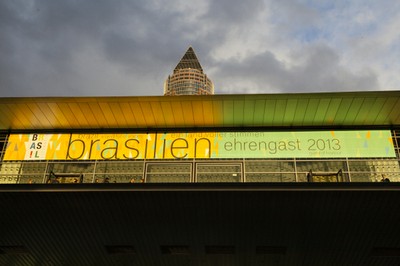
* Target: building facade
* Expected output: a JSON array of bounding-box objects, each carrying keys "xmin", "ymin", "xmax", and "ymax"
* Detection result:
[
  {"xmin": 163, "ymin": 47, "xmax": 214, "ymax": 95},
  {"xmin": 1, "ymin": 91, "xmax": 399, "ymax": 184},
  {"xmin": 1, "ymin": 91, "xmax": 400, "ymax": 265}
]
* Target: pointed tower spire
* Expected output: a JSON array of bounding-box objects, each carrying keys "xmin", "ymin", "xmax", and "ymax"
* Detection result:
[
  {"xmin": 164, "ymin": 46, "xmax": 214, "ymax": 96},
  {"xmin": 174, "ymin": 46, "xmax": 203, "ymax": 73}
]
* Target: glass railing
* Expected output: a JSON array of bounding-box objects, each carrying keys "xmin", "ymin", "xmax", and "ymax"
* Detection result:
[{"xmin": 0, "ymin": 158, "xmax": 399, "ymax": 184}]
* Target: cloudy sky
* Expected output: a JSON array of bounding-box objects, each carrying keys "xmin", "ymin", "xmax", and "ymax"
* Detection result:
[{"xmin": 1, "ymin": 0, "xmax": 400, "ymax": 97}]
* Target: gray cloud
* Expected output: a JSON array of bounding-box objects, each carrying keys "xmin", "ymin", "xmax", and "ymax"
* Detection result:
[
  {"xmin": 213, "ymin": 44, "xmax": 379, "ymax": 93},
  {"xmin": 205, "ymin": 0, "xmax": 265, "ymax": 24},
  {"xmin": 0, "ymin": 0, "xmax": 396, "ymax": 97}
]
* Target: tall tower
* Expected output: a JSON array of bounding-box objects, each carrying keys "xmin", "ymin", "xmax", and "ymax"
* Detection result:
[{"xmin": 164, "ymin": 47, "xmax": 214, "ymax": 96}]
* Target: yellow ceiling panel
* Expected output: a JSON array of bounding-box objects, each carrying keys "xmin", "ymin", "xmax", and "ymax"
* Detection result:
[
  {"xmin": 180, "ymin": 101, "xmax": 194, "ymax": 127},
  {"xmin": 119, "ymin": 102, "xmax": 138, "ymax": 128},
  {"xmin": 150, "ymin": 101, "xmax": 166, "ymax": 127},
  {"xmin": 77, "ymin": 102, "xmax": 99, "ymax": 128},
  {"xmin": 168, "ymin": 100, "xmax": 185, "ymax": 127},
  {"xmin": 14, "ymin": 103, "xmax": 43, "ymax": 129},
  {"xmin": 108, "ymin": 103, "xmax": 127, "ymax": 128},
  {"xmin": 1, "ymin": 91, "xmax": 400, "ymax": 131},
  {"xmin": 47, "ymin": 103, "xmax": 70, "ymax": 128},
  {"xmin": 5, "ymin": 104, "xmax": 30, "ymax": 129},
  {"xmin": 68, "ymin": 102, "xmax": 90, "ymax": 127},
  {"xmin": 0, "ymin": 105, "xmax": 14, "ymax": 129},
  {"xmin": 138, "ymin": 101, "xmax": 155, "ymax": 127},
  {"xmin": 26, "ymin": 103, "xmax": 52, "ymax": 128},
  {"xmin": 211, "ymin": 100, "xmax": 223, "ymax": 126},
  {"xmin": 39, "ymin": 103, "xmax": 64, "ymax": 127},
  {"xmin": 57, "ymin": 103, "xmax": 80, "ymax": 128},
  {"xmin": 128, "ymin": 102, "xmax": 146, "ymax": 127},
  {"xmin": 98, "ymin": 102, "xmax": 118, "ymax": 127},
  {"xmin": 191, "ymin": 101, "xmax": 204, "ymax": 126},
  {"xmin": 201, "ymin": 100, "xmax": 214, "ymax": 126},
  {"xmin": 159, "ymin": 101, "xmax": 175, "ymax": 127},
  {"xmin": 1, "ymin": 105, "xmax": 24, "ymax": 129}
]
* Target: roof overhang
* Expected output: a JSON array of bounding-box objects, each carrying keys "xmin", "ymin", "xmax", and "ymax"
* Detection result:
[{"xmin": 1, "ymin": 91, "xmax": 400, "ymax": 131}]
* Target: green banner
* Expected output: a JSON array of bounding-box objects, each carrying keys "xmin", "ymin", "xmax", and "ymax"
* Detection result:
[{"xmin": 211, "ymin": 130, "xmax": 394, "ymax": 158}]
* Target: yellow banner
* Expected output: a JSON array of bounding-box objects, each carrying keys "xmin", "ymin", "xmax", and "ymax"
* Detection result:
[
  {"xmin": 4, "ymin": 134, "xmax": 70, "ymax": 160},
  {"xmin": 3, "ymin": 130, "xmax": 395, "ymax": 161},
  {"xmin": 66, "ymin": 132, "xmax": 218, "ymax": 160}
]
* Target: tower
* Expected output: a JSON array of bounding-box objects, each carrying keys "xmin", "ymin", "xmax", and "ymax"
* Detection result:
[{"xmin": 164, "ymin": 47, "xmax": 214, "ymax": 95}]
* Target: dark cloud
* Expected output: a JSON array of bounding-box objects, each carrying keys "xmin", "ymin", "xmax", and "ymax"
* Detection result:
[
  {"xmin": 0, "ymin": 0, "xmax": 185, "ymax": 96},
  {"xmin": 205, "ymin": 0, "xmax": 265, "ymax": 23},
  {"xmin": 0, "ymin": 1, "xmax": 393, "ymax": 97},
  {"xmin": 213, "ymin": 44, "xmax": 379, "ymax": 93}
]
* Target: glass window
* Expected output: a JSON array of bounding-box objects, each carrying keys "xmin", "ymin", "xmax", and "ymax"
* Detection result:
[
  {"xmin": 246, "ymin": 173, "xmax": 296, "ymax": 182},
  {"xmin": 47, "ymin": 162, "xmax": 95, "ymax": 183},
  {"xmin": 196, "ymin": 163, "xmax": 241, "ymax": 182},
  {"xmin": 295, "ymin": 160, "xmax": 346, "ymax": 172},
  {"xmin": 95, "ymin": 161, "xmax": 144, "ymax": 183},
  {"xmin": 19, "ymin": 162, "xmax": 48, "ymax": 183},
  {"xmin": 296, "ymin": 160, "xmax": 348, "ymax": 182},
  {"xmin": 146, "ymin": 163, "xmax": 191, "ymax": 183},
  {"xmin": 0, "ymin": 162, "xmax": 47, "ymax": 184},
  {"xmin": 348, "ymin": 159, "xmax": 400, "ymax": 182},
  {"xmin": 245, "ymin": 160, "xmax": 295, "ymax": 173}
]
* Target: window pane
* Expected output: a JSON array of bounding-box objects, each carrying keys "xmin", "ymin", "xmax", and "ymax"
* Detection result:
[
  {"xmin": 196, "ymin": 163, "xmax": 241, "ymax": 182},
  {"xmin": 197, "ymin": 173, "xmax": 241, "ymax": 182},
  {"xmin": 146, "ymin": 163, "xmax": 191, "ymax": 183},
  {"xmin": 147, "ymin": 173, "xmax": 190, "ymax": 183},
  {"xmin": 246, "ymin": 173, "xmax": 295, "ymax": 182},
  {"xmin": 245, "ymin": 160, "xmax": 295, "ymax": 173},
  {"xmin": 95, "ymin": 161, "xmax": 144, "ymax": 183},
  {"xmin": 296, "ymin": 160, "xmax": 346, "ymax": 172},
  {"xmin": 348, "ymin": 159, "xmax": 400, "ymax": 182}
]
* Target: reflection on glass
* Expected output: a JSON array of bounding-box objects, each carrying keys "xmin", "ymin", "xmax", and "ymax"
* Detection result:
[
  {"xmin": 348, "ymin": 160, "xmax": 400, "ymax": 182},
  {"xmin": 147, "ymin": 173, "xmax": 190, "ymax": 183},
  {"xmin": 197, "ymin": 163, "xmax": 241, "ymax": 182},
  {"xmin": 49, "ymin": 162, "xmax": 95, "ymax": 174},
  {"xmin": 245, "ymin": 160, "xmax": 295, "ymax": 173},
  {"xmin": 197, "ymin": 173, "xmax": 241, "ymax": 182},
  {"xmin": 295, "ymin": 160, "xmax": 346, "ymax": 172},
  {"xmin": 246, "ymin": 173, "xmax": 295, "ymax": 182},
  {"xmin": 0, "ymin": 156, "xmax": 399, "ymax": 183},
  {"xmin": 146, "ymin": 163, "xmax": 191, "ymax": 183}
]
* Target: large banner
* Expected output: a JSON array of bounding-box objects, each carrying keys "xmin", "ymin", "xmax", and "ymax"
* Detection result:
[{"xmin": 3, "ymin": 130, "xmax": 395, "ymax": 161}]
